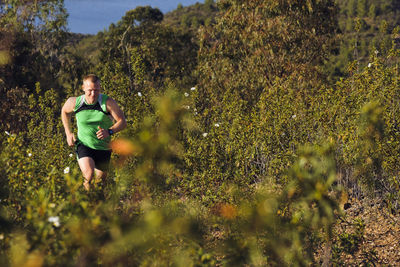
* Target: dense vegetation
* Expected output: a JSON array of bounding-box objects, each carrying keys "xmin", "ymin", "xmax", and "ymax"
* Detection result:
[{"xmin": 1, "ymin": 0, "xmax": 400, "ymax": 265}]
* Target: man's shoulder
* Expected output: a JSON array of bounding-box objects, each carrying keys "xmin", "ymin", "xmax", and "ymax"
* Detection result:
[
  {"xmin": 105, "ymin": 96, "xmax": 123, "ymax": 113},
  {"xmin": 62, "ymin": 96, "xmax": 79, "ymax": 111},
  {"xmin": 66, "ymin": 96, "xmax": 79, "ymax": 102},
  {"xmin": 105, "ymin": 95, "xmax": 117, "ymax": 105}
]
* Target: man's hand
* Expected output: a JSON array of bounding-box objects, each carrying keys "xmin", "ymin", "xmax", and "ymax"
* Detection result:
[
  {"xmin": 96, "ymin": 126, "xmax": 110, "ymax": 140},
  {"xmin": 66, "ymin": 132, "xmax": 76, "ymax": 147}
]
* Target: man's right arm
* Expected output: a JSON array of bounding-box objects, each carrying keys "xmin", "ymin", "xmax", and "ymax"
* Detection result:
[{"xmin": 61, "ymin": 97, "xmax": 76, "ymax": 147}]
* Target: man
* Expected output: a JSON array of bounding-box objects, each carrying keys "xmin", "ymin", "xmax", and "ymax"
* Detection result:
[{"xmin": 61, "ymin": 74, "xmax": 127, "ymax": 190}]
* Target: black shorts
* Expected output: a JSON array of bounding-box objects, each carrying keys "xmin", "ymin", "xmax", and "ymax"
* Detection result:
[{"xmin": 75, "ymin": 142, "xmax": 112, "ymax": 171}]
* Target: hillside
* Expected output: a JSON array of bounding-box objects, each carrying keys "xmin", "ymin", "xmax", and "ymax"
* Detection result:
[
  {"xmin": 326, "ymin": 0, "xmax": 400, "ymax": 80},
  {"xmin": 65, "ymin": 1, "xmax": 218, "ymax": 70},
  {"xmin": 2, "ymin": 0, "xmax": 400, "ymax": 265},
  {"xmin": 162, "ymin": 0, "xmax": 218, "ymax": 32},
  {"xmin": 68, "ymin": 0, "xmax": 400, "ymax": 83}
]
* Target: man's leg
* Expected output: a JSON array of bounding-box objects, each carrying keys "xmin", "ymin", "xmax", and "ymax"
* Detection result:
[
  {"xmin": 93, "ymin": 149, "xmax": 111, "ymax": 187},
  {"xmin": 94, "ymin": 168, "xmax": 107, "ymax": 185},
  {"xmin": 78, "ymin": 157, "xmax": 95, "ymax": 190}
]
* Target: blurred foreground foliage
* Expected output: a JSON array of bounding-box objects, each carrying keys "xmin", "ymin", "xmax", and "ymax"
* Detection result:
[
  {"xmin": 1, "ymin": 0, "xmax": 400, "ymax": 266},
  {"xmin": 0, "ymin": 88, "xmax": 342, "ymax": 266}
]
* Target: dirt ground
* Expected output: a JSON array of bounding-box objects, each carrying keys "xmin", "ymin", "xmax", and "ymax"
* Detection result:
[{"xmin": 326, "ymin": 197, "xmax": 400, "ymax": 266}]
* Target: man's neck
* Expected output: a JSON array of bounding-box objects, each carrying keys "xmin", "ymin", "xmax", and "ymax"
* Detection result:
[{"xmin": 85, "ymin": 95, "xmax": 98, "ymax": 104}]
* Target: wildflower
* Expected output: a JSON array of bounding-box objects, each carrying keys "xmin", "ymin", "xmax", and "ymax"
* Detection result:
[
  {"xmin": 49, "ymin": 203, "xmax": 56, "ymax": 208},
  {"xmin": 292, "ymin": 114, "xmax": 296, "ymax": 119},
  {"xmin": 69, "ymin": 153, "xmax": 73, "ymax": 158},
  {"xmin": 0, "ymin": 234, "xmax": 4, "ymax": 240},
  {"xmin": 185, "ymin": 105, "xmax": 190, "ymax": 110},
  {"xmin": 48, "ymin": 216, "xmax": 60, "ymax": 227},
  {"xmin": 202, "ymin": 132, "xmax": 208, "ymax": 137},
  {"xmin": 64, "ymin": 167, "xmax": 70, "ymax": 174},
  {"xmin": 184, "ymin": 92, "xmax": 189, "ymax": 97},
  {"xmin": 375, "ymin": 50, "xmax": 379, "ymax": 55},
  {"xmin": 214, "ymin": 123, "xmax": 220, "ymax": 127},
  {"xmin": 138, "ymin": 92, "xmax": 142, "ymax": 97},
  {"xmin": 368, "ymin": 63, "xmax": 372, "ymax": 68},
  {"xmin": 28, "ymin": 153, "xmax": 32, "ymax": 157},
  {"xmin": 190, "ymin": 87, "xmax": 196, "ymax": 91},
  {"xmin": 5, "ymin": 131, "xmax": 10, "ymax": 136}
]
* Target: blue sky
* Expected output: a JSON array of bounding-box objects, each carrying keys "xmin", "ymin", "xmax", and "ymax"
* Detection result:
[{"xmin": 65, "ymin": 0, "xmax": 202, "ymax": 34}]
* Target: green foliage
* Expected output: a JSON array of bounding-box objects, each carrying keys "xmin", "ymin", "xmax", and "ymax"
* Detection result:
[
  {"xmin": 0, "ymin": 0, "xmax": 68, "ymax": 90},
  {"xmin": 330, "ymin": 48, "xmax": 400, "ymax": 195},
  {"xmin": 212, "ymin": 143, "xmax": 340, "ymax": 266},
  {"xmin": 98, "ymin": 6, "xmax": 198, "ymax": 95},
  {"xmin": 0, "ymin": 82, "xmax": 344, "ymax": 266},
  {"xmin": 326, "ymin": 0, "xmax": 400, "ymax": 81},
  {"xmin": 183, "ymin": 0, "xmax": 339, "ymax": 200},
  {"xmin": 163, "ymin": 0, "xmax": 218, "ymax": 33},
  {"xmin": 331, "ymin": 218, "xmax": 369, "ymax": 265},
  {"xmin": 0, "ymin": 0, "xmax": 93, "ymax": 137},
  {"xmin": 197, "ymin": 0, "xmax": 338, "ymax": 109},
  {"xmin": 3, "ymin": 0, "xmax": 400, "ymax": 265},
  {"xmin": 338, "ymin": 219, "xmax": 365, "ymax": 254}
]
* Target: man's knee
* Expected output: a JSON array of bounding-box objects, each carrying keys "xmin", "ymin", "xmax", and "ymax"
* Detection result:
[
  {"xmin": 78, "ymin": 157, "xmax": 95, "ymax": 180},
  {"xmin": 82, "ymin": 169, "xmax": 94, "ymax": 180},
  {"xmin": 95, "ymin": 169, "xmax": 107, "ymax": 181}
]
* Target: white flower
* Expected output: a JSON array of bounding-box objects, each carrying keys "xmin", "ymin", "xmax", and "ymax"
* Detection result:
[
  {"xmin": 202, "ymin": 132, "xmax": 208, "ymax": 137},
  {"xmin": 138, "ymin": 92, "xmax": 142, "ymax": 97},
  {"xmin": 375, "ymin": 50, "xmax": 379, "ymax": 55},
  {"xmin": 48, "ymin": 216, "xmax": 60, "ymax": 227},
  {"xmin": 5, "ymin": 131, "xmax": 10, "ymax": 136},
  {"xmin": 184, "ymin": 92, "xmax": 189, "ymax": 97},
  {"xmin": 63, "ymin": 167, "xmax": 70, "ymax": 174},
  {"xmin": 28, "ymin": 153, "xmax": 32, "ymax": 157},
  {"xmin": 292, "ymin": 114, "xmax": 297, "ymax": 119},
  {"xmin": 214, "ymin": 123, "xmax": 220, "ymax": 127},
  {"xmin": 69, "ymin": 153, "xmax": 73, "ymax": 158},
  {"xmin": 0, "ymin": 234, "xmax": 4, "ymax": 240},
  {"xmin": 190, "ymin": 87, "xmax": 196, "ymax": 91},
  {"xmin": 49, "ymin": 203, "xmax": 56, "ymax": 208},
  {"xmin": 368, "ymin": 63, "xmax": 372, "ymax": 68},
  {"xmin": 185, "ymin": 105, "xmax": 190, "ymax": 110}
]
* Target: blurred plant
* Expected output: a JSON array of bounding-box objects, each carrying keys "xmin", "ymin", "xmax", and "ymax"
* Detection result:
[{"xmin": 217, "ymin": 143, "xmax": 341, "ymax": 266}]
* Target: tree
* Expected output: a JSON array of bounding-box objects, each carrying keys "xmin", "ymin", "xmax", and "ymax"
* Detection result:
[
  {"xmin": 346, "ymin": 0, "xmax": 356, "ymax": 17},
  {"xmin": 97, "ymin": 6, "xmax": 198, "ymax": 122},
  {"xmin": 182, "ymin": 0, "xmax": 339, "ymax": 195},
  {"xmin": 357, "ymin": 0, "xmax": 367, "ymax": 17},
  {"xmin": 0, "ymin": 0, "xmax": 68, "ymax": 90},
  {"xmin": 204, "ymin": 0, "xmax": 214, "ymax": 11},
  {"xmin": 0, "ymin": 0, "xmax": 69, "ymax": 133},
  {"xmin": 196, "ymin": 0, "xmax": 338, "ymax": 113},
  {"xmin": 368, "ymin": 4, "xmax": 376, "ymax": 19}
]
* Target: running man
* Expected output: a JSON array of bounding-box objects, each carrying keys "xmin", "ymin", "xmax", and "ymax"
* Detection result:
[{"xmin": 61, "ymin": 74, "xmax": 127, "ymax": 190}]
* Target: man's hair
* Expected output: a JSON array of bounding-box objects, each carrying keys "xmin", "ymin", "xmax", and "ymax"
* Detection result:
[{"xmin": 83, "ymin": 74, "xmax": 100, "ymax": 84}]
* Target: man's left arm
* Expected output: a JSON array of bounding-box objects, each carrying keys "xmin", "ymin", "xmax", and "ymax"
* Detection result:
[
  {"xmin": 107, "ymin": 97, "xmax": 127, "ymax": 134},
  {"xmin": 96, "ymin": 97, "xmax": 127, "ymax": 140}
]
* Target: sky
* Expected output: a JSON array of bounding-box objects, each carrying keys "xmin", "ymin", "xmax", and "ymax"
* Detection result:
[{"xmin": 64, "ymin": 0, "xmax": 202, "ymax": 34}]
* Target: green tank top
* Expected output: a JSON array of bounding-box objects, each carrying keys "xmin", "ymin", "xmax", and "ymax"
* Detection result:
[{"xmin": 74, "ymin": 94, "xmax": 113, "ymax": 150}]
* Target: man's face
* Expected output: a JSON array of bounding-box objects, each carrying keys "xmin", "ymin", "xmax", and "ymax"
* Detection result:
[{"xmin": 82, "ymin": 80, "xmax": 100, "ymax": 104}]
